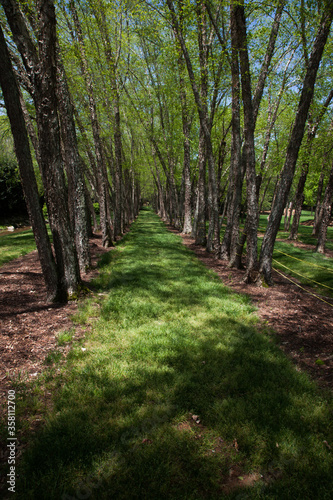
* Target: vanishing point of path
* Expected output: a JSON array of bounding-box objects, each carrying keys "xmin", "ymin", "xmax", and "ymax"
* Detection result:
[{"xmin": 5, "ymin": 209, "xmax": 333, "ymax": 499}]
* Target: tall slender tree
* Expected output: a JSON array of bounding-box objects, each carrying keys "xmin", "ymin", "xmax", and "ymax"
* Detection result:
[
  {"xmin": 56, "ymin": 59, "xmax": 91, "ymax": 271},
  {"xmin": 67, "ymin": 0, "xmax": 113, "ymax": 247},
  {"xmin": 260, "ymin": 3, "xmax": 333, "ymax": 284},
  {"xmin": 316, "ymin": 159, "xmax": 333, "ymax": 253},
  {"xmin": 167, "ymin": 0, "xmax": 220, "ymax": 253},
  {"xmin": 233, "ymin": 0, "xmax": 258, "ymax": 280},
  {"xmin": 0, "ymin": 22, "xmax": 62, "ymax": 301},
  {"xmin": 1, "ymin": 0, "xmax": 81, "ymax": 298}
]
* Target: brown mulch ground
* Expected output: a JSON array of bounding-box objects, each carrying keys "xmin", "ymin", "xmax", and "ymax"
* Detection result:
[
  {"xmin": 174, "ymin": 230, "xmax": 333, "ymax": 391},
  {"xmin": 0, "ymin": 233, "xmax": 111, "ymax": 407},
  {"xmin": 0, "ymin": 226, "xmax": 332, "ymax": 413}
]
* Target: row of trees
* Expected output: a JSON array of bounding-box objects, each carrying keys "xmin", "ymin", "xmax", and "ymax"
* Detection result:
[
  {"xmin": 0, "ymin": 0, "xmax": 141, "ymax": 301},
  {"xmin": 0, "ymin": 0, "xmax": 333, "ymax": 298},
  {"xmin": 161, "ymin": 0, "xmax": 333, "ymax": 283}
]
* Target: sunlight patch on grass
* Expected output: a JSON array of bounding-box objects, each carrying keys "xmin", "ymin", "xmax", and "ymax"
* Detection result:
[
  {"xmin": 0, "ymin": 230, "xmax": 36, "ymax": 266},
  {"xmin": 272, "ymin": 240, "xmax": 333, "ymax": 298},
  {"xmin": 14, "ymin": 209, "xmax": 333, "ymax": 500}
]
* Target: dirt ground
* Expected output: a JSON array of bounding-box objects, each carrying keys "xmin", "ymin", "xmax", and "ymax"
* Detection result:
[
  {"xmin": 0, "ymin": 227, "xmax": 332, "ymax": 413},
  {"xmin": 178, "ymin": 231, "xmax": 333, "ymax": 391},
  {"xmin": 0, "ymin": 234, "xmax": 110, "ymax": 406}
]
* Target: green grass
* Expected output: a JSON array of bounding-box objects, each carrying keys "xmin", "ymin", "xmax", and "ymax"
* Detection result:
[
  {"xmin": 258, "ymin": 211, "xmax": 333, "ymax": 251},
  {"xmin": 0, "ymin": 229, "xmax": 37, "ymax": 267},
  {"xmin": 56, "ymin": 328, "xmax": 75, "ymax": 346},
  {"xmin": 257, "ymin": 212, "xmax": 333, "ymax": 298},
  {"xmin": 1, "ymin": 211, "xmax": 332, "ymax": 301},
  {"xmin": 10, "ymin": 209, "xmax": 333, "ymax": 499},
  {"xmin": 272, "ymin": 240, "xmax": 333, "ymax": 298}
]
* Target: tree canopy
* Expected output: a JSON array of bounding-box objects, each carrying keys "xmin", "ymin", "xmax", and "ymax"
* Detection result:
[{"xmin": 1, "ymin": 0, "xmax": 333, "ymax": 297}]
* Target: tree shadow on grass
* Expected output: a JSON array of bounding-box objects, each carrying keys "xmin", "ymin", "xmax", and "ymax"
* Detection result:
[
  {"xmin": 16, "ymin": 312, "xmax": 333, "ymax": 500},
  {"xmin": 15, "ymin": 211, "xmax": 333, "ymax": 499}
]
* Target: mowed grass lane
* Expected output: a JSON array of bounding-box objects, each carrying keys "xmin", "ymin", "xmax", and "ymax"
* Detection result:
[
  {"xmin": 0, "ymin": 229, "xmax": 36, "ymax": 267},
  {"xmin": 16, "ymin": 209, "xmax": 333, "ymax": 499}
]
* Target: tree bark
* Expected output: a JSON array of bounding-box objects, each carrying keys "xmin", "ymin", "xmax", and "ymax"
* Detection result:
[
  {"xmin": 233, "ymin": 0, "xmax": 258, "ymax": 279},
  {"xmin": 1, "ymin": 0, "xmax": 81, "ymax": 298},
  {"xmin": 220, "ymin": 3, "xmax": 241, "ymax": 264},
  {"xmin": 167, "ymin": 0, "xmax": 219, "ymax": 252},
  {"xmin": 256, "ymin": 43, "xmax": 294, "ymax": 195},
  {"xmin": 68, "ymin": 0, "xmax": 113, "ymax": 248},
  {"xmin": 232, "ymin": 1, "xmax": 285, "ymax": 272},
  {"xmin": 316, "ymin": 161, "xmax": 333, "ymax": 253},
  {"xmin": 0, "ymin": 23, "xmax": 62, "ymax": 302},
  {"xmin": 288, "ymin": 170, "xmax": 306, "ymax": 239},
  {"xmin": 193, "ymin": 126, "xmax": 207, "ymax": 246},
  {"xmin": 36, "ymin": 0, "xmax": 81, "ymax": 296},
  {"xmin": 260, "ymin": 4, "xmax": 333, "ymax": 284},
  {"xmin": 252, "ymin": 0, "xmax": 286, "ymax": 122},
  {"xmin": 289, "ymin": 89, "xmax": 333, "ymax": 240},
  {"xmin": 312, "ymin": 164, "xmax": 326, "ymax": 235},
  {"xmin": 95, "ymin": 3, "xmax": 123, "ymax": 237},
  {"xmin": 259, "ymin": 175, "xmax": 273, "ymax": 213},
  {"xmin": 177, "ymin": 47, "xmax": 193, "ymax": 234},
  {"xmin": 152, "ymin": 164, "xmax": 167, "ymax": 220},
  {"xmin": 196, "ymin": 0, "xmax": 219, "ymax": 253},
  {"xmin": 56, "ymin": 59, "xmax": 91, "ymax": 271}
]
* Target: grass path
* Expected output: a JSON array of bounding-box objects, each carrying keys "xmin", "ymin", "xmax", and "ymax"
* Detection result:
[
  {"xmin": 0, "ymin": 229, "xmax": 37, "ymax": 267},
  {"xmin": 14, "ymin": 210, "xmax": 333, "ymax": 499}
]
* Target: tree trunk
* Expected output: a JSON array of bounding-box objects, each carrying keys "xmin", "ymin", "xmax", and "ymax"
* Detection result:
[
  {"xmin": 0, "ymin": 23, "xmax": 62, "ymax": 302},
  {"xmin": 169, "ymin": 159, "xmax": 182, "ymax": 229},
  {"xmin": 69, "ymin": 0, "xmax": 113, "ymax": 248},
  {"xmin": 233, "ymin": 1, "xmax": 285, "ymax": 271},
  {"xmin": 56, "ymin": 59, "xmax": 91, "ymax": 271},
  {"xmin": 233, "ymin": 0, "xmax": 258, "ymax": 279},
  {"xmin": 312, "ymin": 165, "xmax": 326, "ymax": 235},
  {"xmin": 259, "ymin": 175, "xmax": 273, "ymax": 213},
  {"xmin": 284, "ymin": 201, "xmax": 293, "ymax": 231},
  {"xmin": 288, "ymin": 169, "xmax": 307, "ymax": 239},
  {"xmin": 152, "ymin": 165, "xmax": 167, "ymax": 220},
  {"xmin": 178, "ymin": 50, "xmax": 192, "ymax": 234},
  {"xmin": 196, "ymin": 0, "xmax": 219, "ymax": 253},
  {"xmin": 182, "ymin": 136, "xmax": 192, "ymax": 234},
  {"xmin": 193, "ymin": 127, "xmax": 207, "ymax": 246},
  {"xmin": 289, "ymin": 90, "xmax": 333, "ymax": 240},
  {"xmin": 95, "ymin": 4, "xmax": 123, "ymax": 237},
  {"xmin": 35, "ymin": 0, "xmax": 81, "ymax": 296},
  {"xmin": 260, "ymin": 5, "xmax": 333, "ymax": 284},
  {"xmin": 316, "ymin": 162, "xmax": 333, "ymax": 253},
  {"xmin": 167, "ymin": 0, "xmax": 219, "ymax": 252},
  {"xmin": 252, "ymin": 0, "xmax": 286, "ymax": 122},
  {"xmin": 221, "ymin": 3, "xmax": 241, "ymax": 265},
  {"xmin": 85, "ymin": 183, "xmax": 99, "ymax": 233},
  {"xmin": 2, "ymin": 0, "xmax": 82, "ymax": 298}
]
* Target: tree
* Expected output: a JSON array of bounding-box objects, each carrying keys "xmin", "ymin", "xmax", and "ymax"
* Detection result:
[
  {"xmin": 90, "ymin": 0, "xmax": 124, "ymax": 237},
  {"xmin": 1, "ymin": 0, "xmax": 82, "ymax": 298},
  {"xmin": 260, "ymin": 3, "xmax": 333, "ymax": 284},
  {"xmin": 166, "ymin": 0, "xmax": 220, "ymax": 253},
  {"xmin": 176, "ymin": 22, "xmax": 193, "ymax": 234},
  {"xmin": 231, "ymin": 0, "xmax": 258, "ymax": 280},
  {"xmin": 316, "ymin": 160, "xmax": 333, "ymax": 253},
  {"xmin": 220, "ymin": 0, "xmax": 241, "ymax": 264},
  {"xmin": 56, "ymin": 59, "xmax": 91, "ymax": 271},
  {"xmin": 289, "ymin": 89, "xmax": 333, "ymax": 240},
  {"xmin": 67, "ymin": 0, "xmax": 113, "ymax": 247},
  {"xmin": 0, "ymin": 21, "xmax": 62, "ymax": 301}
]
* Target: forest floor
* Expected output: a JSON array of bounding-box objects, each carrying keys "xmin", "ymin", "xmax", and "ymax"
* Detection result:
[
  {"xmin": 0, "ymin": 234, "xmax": 110, "ymax": 406},
  {"xmin": 177, "ymin": 231, "xmax": 333, "ymax": 392},
  {"xmin": 1, "ymin": 225, "xmax": 333, "ymax": 408},
  {"xmin": 1, "ymin": 213, "xmax": 333, "ymax": 499}
]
